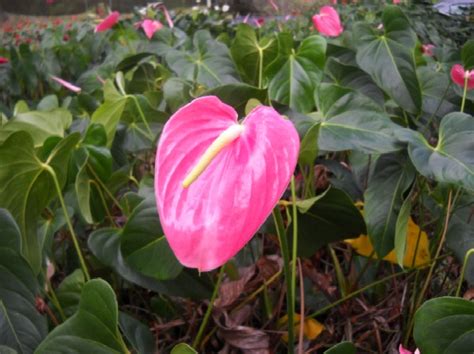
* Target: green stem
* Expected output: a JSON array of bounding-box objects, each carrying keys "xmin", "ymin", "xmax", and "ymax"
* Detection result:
[
  {"xmin": 192, "ymin": 266, "xmax": 225, "ymax": 350},
  {"xmin": 461, "ymin": 74, "xmax": 469, "ymax": 113},
  {"xmin": 272, "ymin": 207, "xmax": 294, "ymax": 353},
  {"xmin": 87, "ymin": 164, "xmax": 123, "ymax": 212},
  {"xmin": 44, "ymin": 165, "xmax": 91, "ymax": 281},
  {"xmin": 128, "ymin": 95, "xmax": 154, "ymax": 140},
  {"xmin": 43, "ymin": 269, "xmax": 66, "ymax": 322},
  {"xmin": 289, "ymin": 176, "xmax": 298, "ymax": 350},
  {"xmin": 456, "ymin": 248, "xmax": 474, "ymax": 297}
]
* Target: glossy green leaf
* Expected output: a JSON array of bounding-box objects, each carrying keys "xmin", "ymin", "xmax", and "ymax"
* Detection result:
[
  {"xmin": 121, "ymin": 198, "xmax": 182, "ymax": 281},
  {"xmin": 399, "ymin": 112, "xmax": 474, "ymax": 191},
  {"xmin": 316, "ymin": 84, "xmax": 405, "ymax": 153},
  {"xmin": 36, "ymin": 279, "xmax": 127, "ymax": 353},
  {"xmin": 56, "ymin": 269, "xmax": 86, "ymax": 318},
  {"xmin": 414, "ymin": 297, "xmax": 474, "ymax": 354},
  {"xmin": 119, "ymin": 313, "xmax": 155, "ymax": 354},
  {"xmin": 165, "ymin": 30, "xmax": 239, "ymax": 89},
  {"xmin": 202, "ymin": 83, "xmax": 267, "ymax": 116},
  {"xmin": 163, "ymin": 78, "xmax": 193, "ymax": 113},
  {"xmin": 395, "ymin": 196, "xmax": 412, "ymax": 267},
  {"xmin": 0, "ymin": 248, "xmax": 47, "ymax": 354},
  {"xmin": 354, "ymin": 6, "xmax": 421, "ymax": 113},
  {"xmin": 324, "ymin": 341, "xmax": 356, "ymax": 354},
  {"xmin": 292, "ymin": 188, "xmax": 366, "ymax": 258},
  {"xmin": 231, "ymin": 24, "xmax": 278, "ymax": 87},
  {"xmin": 0, "ymin": 209, "xmax": 21, "ymax": 251},
  {"xmin": 0, "ymin": 109, "xmax": 72, "ymax": 147},
  {"xmin": 364, "ymin": 154, "xmax": 415, "ymax": 257},
  {"xmin": 0, "ymin": 132, "xmax": 80, "ymax": 272},
  {"xmin": 298, "ymin": 123, "xmax": 320, "ymax": 166},
  {"xmin": 37, "ymin": 95, "xmax": 59, "ymax": 111},
  {"xmin": 171, "ymin": 343, "xmax": 197, "ymax": 354},
  {"xmin": 88, "ymin": 228, "xmax": 212, "ymax": 299},
  {"xmin": 462, "ymin": 39, "xmax": 474, "ymax": 69},
  {"xmin": 268, "ymin": 35, "xmax": 326, "ymax": 113},
  {"xmin": 75, "ymin": 150, "xmax": 94, "ymax": 224}
]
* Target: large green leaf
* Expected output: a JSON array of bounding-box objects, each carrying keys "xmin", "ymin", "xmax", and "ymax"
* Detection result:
[
  {"xmin": 399, "ymin": 112, "xmax": 474, "ymax": 191},
  {"xmin": 315, "ymin": 84, "xmax": 405, "ymax": 153},
  {"xmin": 414, "ymin": 297, "xmax": 474, "ymax": 354},
  {"xmin": 171, "ymin": 344, "xmax": 197, "ymax": 354},
  {"xmin": 292, "ymin": 188, "xmax": 366, "ymax": 258},
  {"xmin": 462, "ymin": 39, "xmax": 474, "ymax": 70},
  {"xmin": 0, "ymin": 109, "xmax": 72, "ymax": 147},
  {"xmin": 202, "ymin": 83, "xmax": 267, "ymax": 116},
  {"xmin": 231, "ymin": 24, "xmax": 278, "ymax": 87},
  {"xmin": 364, "ymin": 154, "xmax": 415, "ymax": 257},
  {"xmin": 56, "ymin": 269, "xmax": 86, "ymax": 318},
  {"xmin": 268, "ymin": 35, "xmax": 326, "ymax": 113},
  {"xmin": 324, "ymin": 342, "xmax": 356, "ymax": 354},
  {"xmin": 118, "ymin": 313, "xmax": 155, "ymax": 354},
  {"xmin": 88, "ymin": 228, "xmax": 212, "ymax": 299},
  {"xmin": 354, "ymin": 6, "xmax": 421, "ymax": 113},
  {"xmin": 121, "ymin": 198, "xmax": 182, "ymax": 281},
  {"xmin": 0, "ymin": 132, "xmax": 80, "ymax": 272},
  {"xmin": 165, "ymin": 30, "xmax": 239, "ymax": 89},
  {"xmin": 0, "ymin": 210, "xmax": 47, "ymax": 354},
  {"xmin": 163, "ymin": 78, "xmax": 193, "ymax": 113},
  {"xmin": 36, "ymin": 279, "xmax": 127, "ymax": 354}
]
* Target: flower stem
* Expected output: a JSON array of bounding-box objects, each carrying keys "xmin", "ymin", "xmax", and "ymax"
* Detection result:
[
  {"xmin": 44, "ymin": 165, "xmax": 90, "ymax": 281},
  {"xmin": 461, "ymin": 74, "xmax": 468, "ymax": 113},
  {"xmin": 272, "ymin": 206, "xmax": 294, "ymax": 353},
  {"xmin": 192, "ymin": 266, "xmax": 225, "ymax": 350},
  {"xmin": 289, "ymin": 176, "xmax": 298, "ymax": 348}
]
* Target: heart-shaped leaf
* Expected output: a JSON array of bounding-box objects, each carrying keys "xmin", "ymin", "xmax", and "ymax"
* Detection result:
[
  {"xmin": 354, "ymin": 5, "xmax": 421, "ymax": 113},
  {"xmin": 414, "ymin": 297, "xmax": 474, "ymax": 354},
  {"xmin": 0, "ymin": 132, "xmax": 80, "ymax": 272},
  {"xmin": 268, "ymin": 35, "xmax": 326, "ymax": 113},
  {"xmin": 399, "ymin": 112, "xmax": 474, "ymax": 191},
  {"xmin": 35, "ymin": 279, "xmax": 128, "ymax": 354},
  {"xmin": 119, "ymin": 312, "xmax": 155, "ymax": 354}
]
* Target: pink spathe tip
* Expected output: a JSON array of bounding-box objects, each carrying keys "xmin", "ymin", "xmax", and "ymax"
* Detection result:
[
  {"xmin": 94, "ymin": 11, "xmax": 120, "ymax": 33},
  {"xmin": 399, "ymin": 344, "xmax": 420, "ymax": 354},
  {"xmin": 451, "ymin": 64, "xmax": 474, "ymax": 90},
  {"xmin": 154, "ymin": 96, "xmax": 300, "ymax": 271},
  {"xmin": 141, "ymin": 19, "xmax": 163, "ymax": 39},
  {"xmin": 421, "ymin": 44, "xmax": 435, "ymax": 57},
  {"xmin": 0, "ymin": 57, "xmax": 9, "ymax": 64},
  {"xmin": 312, "ymin": 6, "xmax": 343, "ymax": 37},
  {"xmin": 50, "ymin": 76, "xmax": 82, "ymax": 93}
]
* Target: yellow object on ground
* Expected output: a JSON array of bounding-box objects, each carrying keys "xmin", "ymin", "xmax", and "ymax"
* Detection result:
[
  {"xmin": 279, "ymin": 314, "xmax": 325, "ymax": 342},
  {"xmin": 345, "ymin": 216, "xmax": 430, "ymax": 268}
]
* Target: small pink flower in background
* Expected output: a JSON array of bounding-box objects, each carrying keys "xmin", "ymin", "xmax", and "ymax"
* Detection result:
[
  {"xmin": 312, "ymin": 6, "xmax": 343, "ymax": 37},
  {"xmin": 154, "ymin": 96, "xmax": 299, "ymax": 271},
  {"xmin": 451, "ymin": 64, "xmax": 474, "ymax": 89},
  {"xmin": 331, "ymin": 0, "xmax": 337, "ymax": 4},
  {"xmin": 254, "ymin": 17, "xmax": 265, "ymax": 28},
  {"xmin": 399, "ymin": 344, "xmax": 420, "ymax": 354},
  {"xmin": 50, "ymin": 76, "xmax": 82, "ymax": 93},
  {"xmin": 393, "ymin": 0, "xmax": 401, "ymax": 4},
  {"xmin": 0, "ymin": 57, "xmax": 9, "ymax": 64},
  {"xmin": 46, "ymin": 0, "xmax": 55, "ymax": 5},
  {"xmin": 141, "ymin": 19, "xmax": 163, "ymax": 39},
  {"xmin": 268, "ymin": 0, "xmax": 279, "ymax": 11},
  {"xmin": 243, "ymin": 13, "xmax": 250, "ymax": 23},
  {"xmin": 421, "ymin": 44, "xmax": 435, "ymax": 57},
  {"xmin": 94, "ymin": 11, "xmax": 120, "ymax": 33}
]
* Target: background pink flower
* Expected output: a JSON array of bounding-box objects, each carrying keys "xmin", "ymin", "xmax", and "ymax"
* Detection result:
[
  {"xmin": 94, "ymin": 11, "xmax": 120, "ymax": 33},
  {"xmin": 0, "ymin": 57, "xmax": 9, "ymax": 64},
  {"xmin": 50, "ymin": 76, "xmax": 82, "ymax": 93},
  {"xmin": 141, "ymin": 19, "xmax": 163, "ymax": 39},
  {"xmin": 451, "ymin": 64, "xmax": 474, "ymax": 89},
  {"xmin": 312, "ymin": 6, "xmax": 343, "ymax": 37},
  {"xmin": 421, "ymin": 44, "xmax": 435, "ymax": 56},
  {"xmin": 154, "ymin": 96, "xmax": 300, "ymax": 271}
]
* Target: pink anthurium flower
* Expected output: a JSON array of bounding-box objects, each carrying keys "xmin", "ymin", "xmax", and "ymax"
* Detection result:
[
  {"xmin": 421, "ymin": 44, "xmax": 435, "ymax": 57},
  {"xmin": 312, "ymin": 6, "xmax": 343, "ymax": 37},
  {"xmin": 50, "ymin": 76, "xmax": 82, "ymax": 93},
  {"xmin": 154, "ymin": 96, "xmax": 300, "ymax": 271},
  {"xmin": 94, "ymin": 11, "xmax": 120, "ymax": 33},
  {"xmin": 141, "ymin": 19, "xmax": 163, "ymax": 39},
  {"xmin": 451, "ymin": 64, "xmax": 474, "ymax": 90},
  {"xmin": 399, "ymin": 344, "xmax": 420, "ymax": 354},
  {"xmin": 393, "ymin": 0, "xmax": 401, "ymax": 4},
  {"xmin": 0, "ymin": 57, "xmax": 9, "ymax": 64}
]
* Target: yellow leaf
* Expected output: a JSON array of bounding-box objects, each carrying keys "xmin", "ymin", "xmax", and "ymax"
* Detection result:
[
  {"xmin": 345, "ymin": 217, "xmax": 430, "ymax": 268},
  {"xmin": 278, "ymin": 314, "xmax": 325, "ymax": 342}
]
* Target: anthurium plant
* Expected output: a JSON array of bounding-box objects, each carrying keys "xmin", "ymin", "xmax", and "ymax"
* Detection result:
[{"xmin": 0, "ymin": 1, "xmax": 472, "ymax": 353}]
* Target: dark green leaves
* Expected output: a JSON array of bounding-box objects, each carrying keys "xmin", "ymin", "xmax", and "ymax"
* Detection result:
[
  {"xmin": 364, "ymin": 154, "xmax": 415, "ymax": 257},
  {"xmin": 414, "ymin": 297, "xmax": 474, "ymax": 354},
  {"xmin": 165, "ymin": 30, "xmax": 239, "ymax": 89},
  {"xmin": 400, "ymin": 112, "xmax": 474, "ymax": 191},
  {"xmin": 36, "ymin": 279, "xmax": 128, "ymax": 354},
  {"xmin": 269, "ymin": 35, "xmax": 326, "ymax": 113},
  {"xmin": 0, "ymin": 132, "xmax": 80, "ymax": 272},
  {"xmin": 354, "ymin": 6, "xmax": 421, "ymax": 113},
  {"xmin": 231, "ymin": 24, "xmax": 278, "ymax": 87},
  {"xmin": 462, "ymin": 39, "xmax": 474, "ymax": 69}
]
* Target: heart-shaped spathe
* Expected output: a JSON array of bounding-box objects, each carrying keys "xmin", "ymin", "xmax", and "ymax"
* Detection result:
[{"xmin": 154, "ymin": 96, "xmax": 300, "ymax": 271}]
